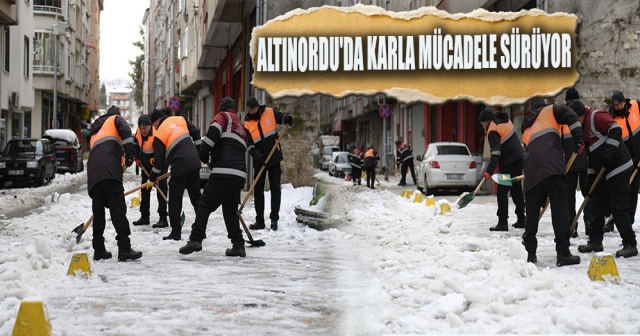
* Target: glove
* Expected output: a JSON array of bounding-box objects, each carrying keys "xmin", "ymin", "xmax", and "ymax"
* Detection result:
[
  {"xmin": 575, "ymin": 143, "xmax": 585, "ymax": 155},
  {"xmin": 254, "ymin": 154, "xmax": 265, "ymax": 167},
  {"xmin": 135, "ymin": 159, "xmax": 142, "ymax": 167},
  {"xmin": 283, "ymin": 115, "xmax": 293, "ymax": 126},
  {"xmin": 125, "ymin": 157, "xmax": 134, "ymax": 167},
  {"xmin": 483, "ymin": 172, "xmax": 492, "ymax": 182},
  {"xmin": 145, "ymin": 180, "xmax": 155, "ymax": 190}
]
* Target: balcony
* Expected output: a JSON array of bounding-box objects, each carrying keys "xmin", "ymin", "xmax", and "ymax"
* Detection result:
[
  {"xmin": 0, "ymin": 0, "xmax": 18, "ymax": 25},
  {"xmin": 33, "ymin": 5, "xmax": 63, "ymax": 15}
]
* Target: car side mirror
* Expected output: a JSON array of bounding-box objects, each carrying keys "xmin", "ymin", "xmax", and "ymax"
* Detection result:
[{"xmin": 416, "ymin": 155, "xmax": 422, "ymax": 161}]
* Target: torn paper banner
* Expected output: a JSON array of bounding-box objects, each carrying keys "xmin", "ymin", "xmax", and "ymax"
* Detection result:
[{"xmin": 249, "ymin": 5, "xmax": 579, "ymax": 105}]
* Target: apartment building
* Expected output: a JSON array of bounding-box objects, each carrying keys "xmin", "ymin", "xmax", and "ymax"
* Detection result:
[{"xmin": 32, "ymin": 0, "xmax": 98, "ymax": 139}]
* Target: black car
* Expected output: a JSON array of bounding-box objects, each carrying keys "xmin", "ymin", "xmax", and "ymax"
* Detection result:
[
  {"xmin": 43, "ymin": 129, "xmax": 84, "ymax": 173},
  {"xmin": 0, "ymin": 138, "xmax": 57, "ymax": 188}
]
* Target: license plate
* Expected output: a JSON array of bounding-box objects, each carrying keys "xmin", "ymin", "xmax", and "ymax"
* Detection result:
[
  {"xmin": 57, "ymin": 161, "xmax": 62, "ymax": 165},
  {"xmin": 446, "ymin": 173, "xmax": 463, "ymax": 180},
  {"xmin": 8, "ymin": 170, "xmax": 24, "ymax": 175}
]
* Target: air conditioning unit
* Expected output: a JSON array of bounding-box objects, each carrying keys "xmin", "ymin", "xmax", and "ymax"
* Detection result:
[{"xmin": 9, "ymin": 92, "xmax": 19, "ymax": 107}]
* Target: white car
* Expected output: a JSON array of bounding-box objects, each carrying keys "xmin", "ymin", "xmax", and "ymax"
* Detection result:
[
  {"xmin": 416, "ymin": 142, "xmax": 478, "ymax": 195},
  {"xmin": 328, "ymin": 151, "xmax": 351, "ymax": 177},
  {"xmin": 321, "ymin": 145, "xmax": 340, "ymax": 170}
]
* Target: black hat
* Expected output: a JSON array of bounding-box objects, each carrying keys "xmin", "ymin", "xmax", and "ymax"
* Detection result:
[
  {"xmin": 478, "ymin": 108, "xmax": 493, "ymax": 122},
  {"xmin": 219, "ymin": 96, "xmax": 236, "ymax": 111},
  {"xmin": 612, "ymin": 91, "xmax": 626, "ymax": 105},
  {"xmin": 565, "ymin": 88, "xmax": 580, "ymax": 101},
  {"xmin": 246, "ymin": 96, "xmax": 259, "ymax": 109},
  {"xmin": 138, "ymin": 114, "xmax": 151, "ymax": 126},
  {"xmin": 530, "ymin": 98, "xmax": 548, "ymax": 110},
  {"xmin": 107, "ymin": 105, "xmax": 121, "ymax": 115},
  {"xmin": 395, "ymin": 139, "xmax": 401, "ymax": 145},
  {"xmin": 568, "ymin": 100, "xmax": 586, "ymax": 117},
  {"xmin": 150, "ymin": 109, "xmax": 165, "ymax": 123}
]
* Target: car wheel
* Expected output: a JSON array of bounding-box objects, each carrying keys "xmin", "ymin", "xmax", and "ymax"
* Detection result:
[
  {"xmin": 79, "ymin": 160, "xmax": 84, "ymax": 172},
  {"xmin": 37, "ymin": 169, "xmax": 46, "ymax": 187}
]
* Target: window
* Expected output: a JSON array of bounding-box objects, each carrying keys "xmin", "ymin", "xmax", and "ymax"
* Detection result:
[
  {"xmin": 33, "ymin": 32, "xmax": 57, "ymax": 72},
  {"xmin": 183, "ymin": 27, "xmax": 188, "ymax": 58},
  {"xmin": 24, "ymin": 37, "xmax": 29, "ymax": 78},
  {"xmin": 4, "ymin": 27, "xmax": 10, "ymax": 72},
  {"xmin": 34, "ymin": 0, "xmax": 62, "ymax": 7},
  {"xmin": 24, "ymin": 111, "xmax": 31, "ymax": 138}
]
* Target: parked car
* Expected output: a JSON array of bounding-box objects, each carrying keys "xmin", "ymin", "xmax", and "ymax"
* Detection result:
[
  {"xmin": 43, "ymin": 129, "xmax": 84, "ymax": 174},
  {"xmin": 321, "ymin": 145, "xmax": 340, "ymax": 170},
  {"xmin": 0, "ymin": 138, "xmax": 57, "ymax": 188},
  {"xmin": 328, "ymin": 151, "xmax": 352, "ymax": 177},
  {"xmin": 415, "ymin": 142, "xmax": 478, "ymax": 195}
]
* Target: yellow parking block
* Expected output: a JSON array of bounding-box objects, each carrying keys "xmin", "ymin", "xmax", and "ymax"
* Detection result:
[
  {"xmin": 405, "ymin": 190, "xmax": 414, "ymax": 199},
  {"xmin": 439, "ymin": 203, "xmax": 451, "ymax": 215},
  {"xmin": 400, "ymin": 190, "xmax": 406, "ymax": 197},
  {"xmin": 414, "ymin": 193, "xmax": 424, "ymax": 203},
  {"xmin": 67, "ymin": 252, "xmax": 92, "ymax": 278},
  {"xmin": 426, "ymin": 195, "xmax": 436, "ymax": 206},
  {"xmin": 11, "ymin": 301, "xmax": 52, "ymax": 336}
]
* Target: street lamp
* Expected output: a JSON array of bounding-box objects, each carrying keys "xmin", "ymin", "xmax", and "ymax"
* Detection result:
[{"xmin": 52, "ymin": 12, "xmax": 67, "ymax": 129}]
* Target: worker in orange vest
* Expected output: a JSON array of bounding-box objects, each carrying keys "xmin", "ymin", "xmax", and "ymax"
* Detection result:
[{"xmin": 363, "ymin": 146, "xmax": 380, "ymax": 189}]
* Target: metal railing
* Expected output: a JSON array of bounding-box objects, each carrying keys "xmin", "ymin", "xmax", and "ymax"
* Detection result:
[
  {"xmin": 33, "ymin": 5, "xmax": 63, "ymax": 15},
  {"xmin": 33, "ymin": 65, "xmax": 55, "ymax": 73}
]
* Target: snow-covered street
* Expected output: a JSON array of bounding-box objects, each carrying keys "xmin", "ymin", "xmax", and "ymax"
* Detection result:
[{"xmin": 2, "ymin": 168, "xmax": 640, "ymax": 334}]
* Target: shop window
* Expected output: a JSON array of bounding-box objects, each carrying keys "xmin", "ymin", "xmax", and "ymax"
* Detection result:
[{"xmin": 24, "ymin": 111, "xmax": 31, "ymax": 138}]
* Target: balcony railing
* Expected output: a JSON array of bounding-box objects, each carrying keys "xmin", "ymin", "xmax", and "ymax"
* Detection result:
[
  {"xmin": 33, "ymin": 65, "xmax": 55, "ymax": 73},
  {"xmin": 33, "ymin": 5, "xmax": 63, "ymax": 15}
]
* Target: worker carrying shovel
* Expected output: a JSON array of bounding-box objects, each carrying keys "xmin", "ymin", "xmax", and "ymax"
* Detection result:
[
  {"xmin": 87, "ymin": 105, "xmax": 142, "ymax": 262},
  {"xmin": 479, "ymin": 107, "xmax": 526, "ymax": 232},
  {"xmin": 521, "ymin": 98, "xmax": 583, "ymax": 266},
  {"xmin": 572, "ymin": 99, "xmax": 638, "ymax": 258},
  {"xmin": 132, "ymin": 113, "xmax": 169, "ymax": 228}
]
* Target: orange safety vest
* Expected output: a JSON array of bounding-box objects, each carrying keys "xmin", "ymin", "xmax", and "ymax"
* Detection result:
[
  {"xmin": 486, "ymin": 120, "xmax": 516, "ymax": 144},
  {"xmin": 90, "ymin": 115, "xmax": 121, "ymax": 148},
  {"xmin": 135, "ymin": 131, "xmax": 155, "ymax": 155},
  {"xmin": 613, "ymin": 100, "xmax": 640, "ymax": 142},
  {"xmin": 522, "ymin": 105, "xmax": 562, "ymax": 146},
  {"xmin": 154, "ymin": 116, "xmax": 191, "ymax": 158},
  {"xmin": 244, "ymin": 107, "xmax": 279, "ymax": 148},
  {"xmin": 364, "ymin": 148, "xmax": 375, "ymax": 158}
]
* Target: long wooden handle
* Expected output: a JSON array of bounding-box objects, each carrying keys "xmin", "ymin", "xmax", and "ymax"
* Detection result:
[
  {"xmin": 238, "ymin": 125, "xmax": 289, "ymax": 213},
  {"xmin": 473, "ymin": 177, "xmax": 486, "ymax": 196},
  {"xmin": 570, "ymin": 167, "xmax": 606, "ymax": 233},
  {"xmin": 79, "ymin": 171, "xmax": 172, "ymax": 233},
  {"xmin": 140, "ymin": 165, "xmax": 169, "ymax": 203},
  {"xmin": 539, "ymin": 152, "xmax": 578, "ymax": 220}
]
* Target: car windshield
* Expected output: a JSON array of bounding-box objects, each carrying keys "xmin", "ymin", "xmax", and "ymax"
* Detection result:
[
  {"xmin": 2, "ymin": 140, "xmax": 42, "ymax": 157},
  {"xmin": 435, "ymin": 145, "xmax": 469, "ymax": 156},
  {"xmin": 50, "ymin": 139, "xmax": 71, "ymax": 147},
  {"xmin": 336, "ymin": 154, "xmax": 349, "ymax": 163},
  {"xmin": 323, "ymin": 147, "xmax": 335, "ymax": 155}
]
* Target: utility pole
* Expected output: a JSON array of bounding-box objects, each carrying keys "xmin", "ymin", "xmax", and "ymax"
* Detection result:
[
  {"xmin": 169, "ymin": 1, "xmax": 175, "ymax": 115},
  {"xmin": 52, "ymin": 12, "xmax": 58, "ymax": 129}
]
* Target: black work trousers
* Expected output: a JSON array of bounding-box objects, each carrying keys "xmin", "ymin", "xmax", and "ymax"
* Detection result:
[
  {"xmin": 189, "ymin": 176, "xmax": 244, "ymax": 246},
  {"xmin": 589, "ymin": 171, "xmax": 637, "ymax": 246},
  {"xmin": 140, "ymin": 168, "xmax": 168, "ymax": 219},
  {"xmin": 522, "ymin": 175, "xmax": 572, "ymax": 255},
  {"xmin": 90, "ymin": 179, "xmax": 131, "ymax": 252},
  {"xmin": 497, "ymin": 159, "xmax": 526, "ymax": 225},
  {"xmin": 400, "ymin": 158, "xmax": 417, "ymax": 184},
  {"xmin": 605, "ymin": 170, "xmax": 639, "ymax": 227},
  {"xmin": 254, "ymin": 163, "xmax": 282, "ymax": 223},
  {"xmin": 351, "ymin": 166, "xmax": 362, "ymax": 184},
  {"xmin": 168, "ymin": 170, "xmax": 201, "ymax": 231},
  {"xmin": 566, "ymin": 170, "xmax": 588, "ymax": 231},
  {"xmin": 365, "ymin": 166, "xmax": 376, "ymax": 188}
]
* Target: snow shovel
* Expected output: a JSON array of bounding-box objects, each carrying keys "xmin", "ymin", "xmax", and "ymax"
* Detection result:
[
  {"xmin": 72, "ymin": 171, "xmax": 172, "ymax": 244},
  {"xmin": 237, "ymin": 125, "xmax": 290, "ymax": 247},
  {"xmin": 457, "ymin": 177, "xmax": 486, "ymax": 209},
  {"xmin": 139, "ymin": 165, "xmax": 185, "ymax": 227},
  {"xmin": 538, "ymin": 152, "xmax": 578, "ymax": 220},
  {"xmin": 492, "ymin": 174, "xmax": 524, "ymax": 186},
  {"xmin": 570, "ymin": 167, "xmax": 606, "ymax": 233}
]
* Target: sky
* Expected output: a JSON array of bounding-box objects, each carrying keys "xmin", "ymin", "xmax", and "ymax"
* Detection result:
[
  {"xmin": 99, "ymin": 0, "xmax": 150, "ymax": 82},
  {"xmin": 1, "ymin": 169, "xmax": 640, "ymax": 333}
]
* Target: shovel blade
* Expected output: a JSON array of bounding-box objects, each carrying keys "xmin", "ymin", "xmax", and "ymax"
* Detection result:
[
  {"xmin": 492, "ymin": 173, "xmax": 515, "ymax": 186},
  {"xmin": 457, "ymin": 192, "xmax": 475, "ymax": 209},
  {"xmin": 246, "ymin": 239, "xmax": 266, "ymax": 247}
]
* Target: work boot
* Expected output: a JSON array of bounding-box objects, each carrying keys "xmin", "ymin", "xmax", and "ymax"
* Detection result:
[
  {"xmin": 556, "ymin": 251, "xmax": 580, "ymax": 266},
  {"xmin": 527, "ymin": 253, "xmax": 537, "ymax": 263},
  {"xmin": 93, "ymin": 250, "xmax": 112, "ymax": 261},
  {"xmin": 615, "ymin": 245, "xmax": 638, "ymax": 258},
  {"xmin": 179, "ymin": 240, "xmax": 202, "ymax": 255},
  {"xmin": 577, "ymin": 240, "xmax": 604, "ymax": 253},
  {"xmin": 512, "ymin": 217, "xmax": 526, "ymax": 229},
  {"xmin": 225, "ymin": 245, "xmax": 246, "ymax": 257},
  {"xmin": 490, "ymin": 219, "xmax": 508, "ymax": 232},
  {"xmin": 249, "ymin": 221, "xmax": 265, "ymax": 230},
  {"xmin": 413, "ymin": 179, "xmax": 418, "ymax": 185},
  {"xmin": 398, "ymin": 181, "xmax": 406, "ymax": 186},
  {"xmin": 118, "ymin": 247, "xmax": 142, "ymax": 261},
  {"xmin": 163, "ymin": 230, "xmax": 181, "ymax": 241},
  {"xmin": 152, "ymin": 217, "xmax": 169, "ymax": 228},
  {"xmin": 132, "ymin": 215, "xmax": 150, "ymax": 226},
  {"xmin": 270, "ymin": 220, "xmax": 278, "ymax": 231}
]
